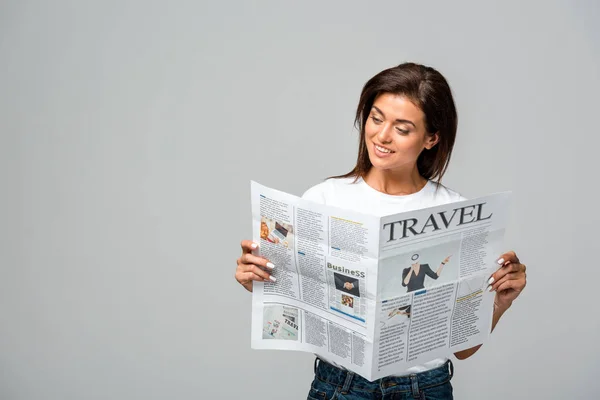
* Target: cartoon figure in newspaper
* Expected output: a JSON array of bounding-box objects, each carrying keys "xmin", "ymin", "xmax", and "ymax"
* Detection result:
[
  {"xmin": 380, "ymin": 238, "xmax": 462, "ymax": 298},
  {"xmin": 401, "ymin": 253, "xmax": 452, "ymax": 293}
]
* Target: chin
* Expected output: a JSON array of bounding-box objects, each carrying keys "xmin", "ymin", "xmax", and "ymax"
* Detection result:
[
  {"xmin": 368, "ymin": 157, "xmax": 415, "ymax": 173},
  {"xmin": 368, "ymin": 161, "xmax": 393, "ymax": 172},
  {"xmin": 367, "ymin": 156, "xmax": 384, "ymax": 170},
  {"xmin": 367, "ymin": 153, "xmax": 391, "ymax": 168}
]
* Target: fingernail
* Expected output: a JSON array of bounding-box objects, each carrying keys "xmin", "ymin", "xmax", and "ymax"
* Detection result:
[
  {"xmin": 497, "ymin": 258, "xmax": 505, "ymax": 265},
  {"xmin": 487, "ymin": 285, "xmax": 494, "ymax": 292},
  {"xmin": 488, "ymin": 277, "xmax": 495, "ymax": 285},
  {"xmin": 266, "ymin": 262, "xmax": 275, "ymax": 269},
  {"xmin": 269, "ymin": 276, "xmax": 277, "ymax": 282},
  {"xmin": 251, "ymin": 243, "xmax": 258, "ymax": 249}
]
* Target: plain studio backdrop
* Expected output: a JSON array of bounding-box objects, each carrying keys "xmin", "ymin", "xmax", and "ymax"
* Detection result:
[{"xmin": 1, "ymin": 1, "xmax": 599, "ymax": 399}]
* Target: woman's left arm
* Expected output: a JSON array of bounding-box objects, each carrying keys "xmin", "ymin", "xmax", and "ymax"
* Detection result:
[
  {"xmin": 435, "ymin": 255, "xmax": 452, "ymax": 276},
  {"xmin": 454, "ymin": 251, "xmax": 527, "ymax": 360}
]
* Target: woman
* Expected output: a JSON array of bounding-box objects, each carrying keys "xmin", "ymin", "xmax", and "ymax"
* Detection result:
[
  {"xmin": 402, "ymin": 253, "xmax": 451, "ymax": 293},
  {"xmin": 235, "ymin": 62, "xmax": 527, "ymax": 399}
]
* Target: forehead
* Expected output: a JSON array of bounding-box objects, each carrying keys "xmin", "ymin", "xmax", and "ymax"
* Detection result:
[{"xmin": 372, "ymin": 93, "xmax": 424, "ymax": 122}]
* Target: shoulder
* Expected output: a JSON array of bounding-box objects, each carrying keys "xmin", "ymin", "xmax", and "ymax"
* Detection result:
[
  {"xmin": 427, "ymin": 181, "xmax": 467, "ymax": 203},
  {"xmin": 301, "ymin": 177, "xmax": 361, "ymax": 204}
]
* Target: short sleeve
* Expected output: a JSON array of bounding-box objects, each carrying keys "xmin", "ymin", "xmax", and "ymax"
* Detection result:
[
  {"xmin": 301, "ymin": 181, "xmax": 328, "ymax": 204},
  {"xmin": 449, "ymin": 190, "xmax": 467, "ymax": 203}
]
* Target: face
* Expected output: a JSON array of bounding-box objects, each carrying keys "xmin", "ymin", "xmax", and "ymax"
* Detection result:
[{"xmin": 364, "ymin": 93, "xmax": 439, "ymax": 173}]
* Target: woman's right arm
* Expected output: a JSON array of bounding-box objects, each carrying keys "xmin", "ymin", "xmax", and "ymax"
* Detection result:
[
  {"xmin": 235, "ymin": 240, "xmax": 276, "ymax": 292},
  {"xmin": 402, "ymin": 266, "xmax": 413, "ymax": 286}
]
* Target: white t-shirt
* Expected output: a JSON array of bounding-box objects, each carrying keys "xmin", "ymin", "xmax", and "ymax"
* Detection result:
[{"xmin": 301, "ymin": 176, "xmax": 466, "ymax": 376}]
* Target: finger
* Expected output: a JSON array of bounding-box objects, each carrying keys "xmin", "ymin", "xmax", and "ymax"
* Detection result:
[
  {"xmin": 496, "ymin": 250, "xmax": 520, "ymax": 266},
  {"xmin": 240, "ymin": 240, "xmax": 259, "ymax": 254},
  {"xmin": 487, "ymin": 262, "xmax": 523, "ymax": 285},
  {"xmin": 245, "ymin": 264, "xmax": 276, "ymax": 282},
  {"xmin": 489, "ymin": 271, "xmax": 522, "ymax": 292},
  {"xmin": 241, "ymin": 253, "xmax": 274, "ymax": 269},
  {"xmin": 494, "ymin": 277, "xmax": 526, "ymax": 294},
  {"xmin": 236, "ymin": 256, "xmax": 275, "ymax": 281},
  {"xmin": 235, "ymin": 270, "xmax": 251, "ymax": 284},
  {"xmin": 237, "ymin": 270, "xmax": 274, "ymax": 284}
]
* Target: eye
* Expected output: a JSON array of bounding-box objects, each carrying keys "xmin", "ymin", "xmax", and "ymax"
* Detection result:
[
  {"xmin": 370, "ymin": 116, "xmax": 383, "ymax": 124},
  {"xmin": 396, "ymin": 127, "xmax": 409, "ymax": 135}
]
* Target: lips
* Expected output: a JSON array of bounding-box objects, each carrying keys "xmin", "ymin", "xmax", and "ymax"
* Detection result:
[
  {"xmin": 373, "ymin": 143, "xmax": 395, "ymax": 156},
  {"xmin": 375, "ymin": 144, "xmax": 393, "ymax": 153}
]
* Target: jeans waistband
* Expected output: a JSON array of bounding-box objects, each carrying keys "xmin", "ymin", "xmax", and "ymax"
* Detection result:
[{"xmin": 314, "ymin": 357, "xmax": 453, "ymax": 395}]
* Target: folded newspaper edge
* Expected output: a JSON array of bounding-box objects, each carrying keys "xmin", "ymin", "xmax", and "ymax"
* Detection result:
[{"xmin": 250, "ymin": 180, "xmax": 511, "ymax": 381}]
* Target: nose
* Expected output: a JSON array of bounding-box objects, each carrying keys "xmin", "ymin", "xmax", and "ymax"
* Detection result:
[{"xmin": 377, "ymin": 123, "xmax": 393, "ymax": 144}]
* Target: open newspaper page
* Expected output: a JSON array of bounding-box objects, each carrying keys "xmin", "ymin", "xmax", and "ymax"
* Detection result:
[
  {"xmin": 372, "ymin": 193, "xmax": 511, "ymax": 380},
  {"xmin": 249, "ymin": 181, "xmax": 511, "ymax": 381},
  {"xmin": 250, "ymin": 181, "xmax": 381, "ymax": 378}
]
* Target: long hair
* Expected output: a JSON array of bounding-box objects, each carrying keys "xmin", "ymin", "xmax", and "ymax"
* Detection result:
[{"xmin": 333, "ymin": 62, "xmax": 458, "ymax": 183}]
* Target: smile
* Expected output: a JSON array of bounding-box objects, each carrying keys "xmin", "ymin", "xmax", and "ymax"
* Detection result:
[{"xmin": 374, "ymin": 144, "xmax": 395, "ymax": 154}]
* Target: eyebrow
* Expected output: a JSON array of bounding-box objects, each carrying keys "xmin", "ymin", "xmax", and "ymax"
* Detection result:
[{"xmin": 372, "ymin": 106, "xmax": 416, "ymax": 128}]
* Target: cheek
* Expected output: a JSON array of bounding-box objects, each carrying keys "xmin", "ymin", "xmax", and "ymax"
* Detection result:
[
  {"xmin": 364, "ymin": 119, "xmax": 382, "ymax": 137},
  {"xmin": 399, "ymin": 135, "xmax": 428, "ymax": 152}
]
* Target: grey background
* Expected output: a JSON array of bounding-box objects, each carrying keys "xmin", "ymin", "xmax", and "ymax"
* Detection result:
[{"xmin": 1, "ymin": 0, "xmax": 599, "ymax": 399}]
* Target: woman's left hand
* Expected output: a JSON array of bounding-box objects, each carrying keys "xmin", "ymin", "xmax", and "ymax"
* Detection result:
[{"xmin": 487, "ymin": 251, "xmax": 527, "ymax": 311}]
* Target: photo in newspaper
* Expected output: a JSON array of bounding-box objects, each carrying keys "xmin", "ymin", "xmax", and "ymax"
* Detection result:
[
  {"xmin": 262, "ymin": 305, "xmax": 299, "ymax": 341},
  {"xmin": 260, "ymin": 216, "xmax": 293, "ymax": 248},
  {"xmin": 379, "ymin": 237, "xmax": 462, "ymax": 298},
  {"xmin": 380, "ymin": 294, "xmax": 412, "ymax": 329},
  {"xmin": 327, "ymin": 261, "xmax": 367, "ymax": 323}
]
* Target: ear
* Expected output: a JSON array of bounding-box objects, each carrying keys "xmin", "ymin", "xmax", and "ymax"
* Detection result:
[{"xmin": 424, "ymin": 132, "xmax": 440, "ymax": 150}]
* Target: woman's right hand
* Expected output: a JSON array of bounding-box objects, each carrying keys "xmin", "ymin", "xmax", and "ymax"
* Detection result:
[{"xmin": 235, "ymin": 240, "xmax": 275, "ymax": 292}]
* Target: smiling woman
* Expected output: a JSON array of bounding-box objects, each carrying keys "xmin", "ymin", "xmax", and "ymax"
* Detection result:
[
  {"xmin": 366, "ymin": 95, "xmax": 442, "ymax": 178},
  {"xmin": 235, "ymin": 62, "xmax": 527, "ymax": 399},
  {"xmin": 334, "ymin": 63, "xmax": 457, "ymax": 193}
]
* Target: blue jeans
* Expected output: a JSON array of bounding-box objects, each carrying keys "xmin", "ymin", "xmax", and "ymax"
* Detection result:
[{"xmin": 308, "ymin": 358, "xmax": 454, "ymax": 400}]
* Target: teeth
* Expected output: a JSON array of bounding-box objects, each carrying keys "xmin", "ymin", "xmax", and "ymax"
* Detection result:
[{"xmin": 375, "ymin": 145, "xmax": 393, "ymax": 153}]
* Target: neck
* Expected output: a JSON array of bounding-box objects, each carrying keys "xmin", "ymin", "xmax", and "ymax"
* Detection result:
[{"xmin": 363, "ymin": 165, "xmax": 427, "ymax": 195}]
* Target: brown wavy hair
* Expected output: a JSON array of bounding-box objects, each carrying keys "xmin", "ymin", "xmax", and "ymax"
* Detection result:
[{"xmin": 334, "ymin": 62, "xmax": 458, "ymax": 183}]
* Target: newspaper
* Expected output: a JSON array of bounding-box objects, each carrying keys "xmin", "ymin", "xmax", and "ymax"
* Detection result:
[{"xmin": 250, "ymin": 181, "xmax": 511, "ymax": 381}]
